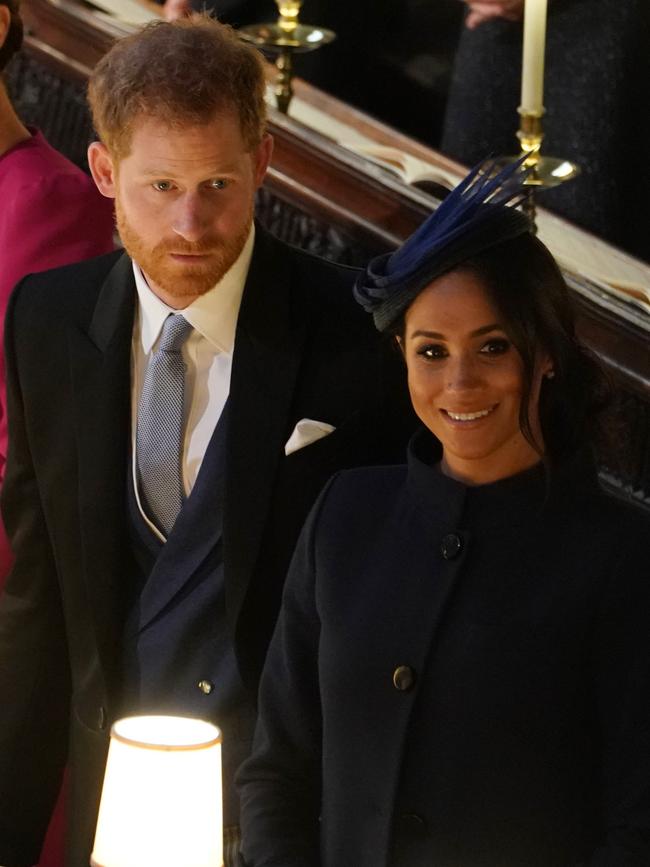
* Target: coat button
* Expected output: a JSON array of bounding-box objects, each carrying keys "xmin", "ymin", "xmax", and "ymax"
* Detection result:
[
  {"xmin": 198, "ymin": 679, "xmax": 214, "ymax": 695},
  {"xmin": 440, "ymin": 533, "xmax": 462, "ymax": 560},
  {"xmin": 392, "ymin": 665, "xmax": 416, "ymax": 692}
]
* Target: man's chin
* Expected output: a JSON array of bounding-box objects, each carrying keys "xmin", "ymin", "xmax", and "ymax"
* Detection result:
[
  {"xmin": 140, "ymin": 259, "xmax": 227, "ymax": 299},
  {"xmin": 149, "ymin": 273, "xmax": 221, "ymax": 299}
]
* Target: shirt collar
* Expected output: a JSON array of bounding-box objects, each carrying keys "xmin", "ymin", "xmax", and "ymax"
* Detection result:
[{"xmin": 132, "ymin": 223, "xmax": 255, "ymax": 355}]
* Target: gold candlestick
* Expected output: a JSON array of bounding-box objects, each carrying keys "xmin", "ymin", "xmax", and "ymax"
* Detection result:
[
  {"xmin": 239, "ymin": 1, "xmax": 336, "ymax": 114},
  {"xmin": 497, "ymin": 107, "xmax": 580, "ymax": 228}
]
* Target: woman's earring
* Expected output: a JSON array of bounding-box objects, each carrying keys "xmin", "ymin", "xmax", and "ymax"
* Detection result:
[{"xmin": 545, "ymin": 369, "xmax": 555, "ymax": 380}]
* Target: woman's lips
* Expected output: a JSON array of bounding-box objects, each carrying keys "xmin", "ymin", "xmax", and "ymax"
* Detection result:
[{"xmin": 441, "ymin": 405, "xmax": 497, "ymax": 423}]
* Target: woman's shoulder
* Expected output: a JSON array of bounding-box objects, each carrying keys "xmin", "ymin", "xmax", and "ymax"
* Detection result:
[
  {"xmin": 314, "ymin": 463, "xmax": 409, "ymax": 530},
  {"xmin": 562, "ymin": 476, "xmax": 650, "ymax": 571},
  {"xmin": 302, "ymin": 464, "xmax": 412, "ymax": 566},
  {"xmin": 577, "ymin": 478, "xmax": 650, "ymax": 531},
  {"xmin": 330, "ymin": 462, "xmax": 408, "ymax": 496}
]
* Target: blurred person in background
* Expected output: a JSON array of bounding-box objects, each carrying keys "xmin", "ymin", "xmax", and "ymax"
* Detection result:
[
  {"xmin": 442, "ymin": 0, "xmax": 650, "ymax": 262},
  {"xmin": 0, "ymin": 4, "xmax": 113, "ymax": 866},
  {"xmin": 0, "ymin": 0, "xmax": 115, "ymax": 582}
]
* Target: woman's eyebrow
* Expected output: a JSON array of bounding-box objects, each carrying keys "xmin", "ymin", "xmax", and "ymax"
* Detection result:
[{"xmin": 410, "ymin": 323, "xmax": 503, "ymax": 340}]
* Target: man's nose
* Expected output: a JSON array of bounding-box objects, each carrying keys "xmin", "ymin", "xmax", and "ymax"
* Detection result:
[{"xmin": 171, "ymin": 192, "xmax": 210, "ymax": 242}]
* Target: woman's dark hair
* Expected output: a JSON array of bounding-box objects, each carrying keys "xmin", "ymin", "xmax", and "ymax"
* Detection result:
[
  {"xmin": 393, "ymin": 231, "xmax": 610, "ymax": 462},
  {"xmin": 0, "ymin": 0, "xmax": 23, "ymax": 73}
]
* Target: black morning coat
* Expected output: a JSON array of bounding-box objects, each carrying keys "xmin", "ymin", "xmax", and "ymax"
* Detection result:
[
  {"xmin": 239, "ymin": 430, "xmax": 650, "ymax": 867},
  {"xmin": 0, "ymin": 226, "xmax": 414, "ymax": 867}
]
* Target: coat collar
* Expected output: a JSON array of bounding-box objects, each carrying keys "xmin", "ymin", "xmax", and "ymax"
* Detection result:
[
  {"xmin": 87, "ymin": 251, "xmax": 136, "ymax": 352},
  {"xmin": 406, "ymin": 428, "xmax": 599, "ymax": 532}
]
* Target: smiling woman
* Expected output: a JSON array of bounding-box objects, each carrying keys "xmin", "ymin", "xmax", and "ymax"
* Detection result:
[
  {"xmin": 400, "ymin": 268, "xmax": 548, "ymax": 485},
  {"xmin": 394, "ymin": 230, "xmax": 607, "ymax": 485},
  {"xmin": 238, "ymin": 160, "xmax": 650, "ymax": 867}
]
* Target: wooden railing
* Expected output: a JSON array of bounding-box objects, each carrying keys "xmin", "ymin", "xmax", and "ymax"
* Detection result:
[{"xmin": 8, "ymin": 0, "xmax": 650, "ymax": 507}]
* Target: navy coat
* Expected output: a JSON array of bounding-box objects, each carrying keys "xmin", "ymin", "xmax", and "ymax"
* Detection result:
[{"xmin": 239, "ymin": 431, "xmax": 650, "ymax": 867}]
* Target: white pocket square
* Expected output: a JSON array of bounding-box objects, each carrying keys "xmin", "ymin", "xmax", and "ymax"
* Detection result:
[{"xmin": 284, "ymin": 418, "xmax": 336, "ymax": 456}]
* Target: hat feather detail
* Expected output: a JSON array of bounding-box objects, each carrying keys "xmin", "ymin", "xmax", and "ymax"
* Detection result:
[{"xmin": 354, "ymin": 155, "xmax": 533, "ymax": 331}]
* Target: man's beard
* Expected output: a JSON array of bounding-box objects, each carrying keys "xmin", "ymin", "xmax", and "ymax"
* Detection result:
[{"xmin": 115, "ymin": 198, "xmax": 253, "ymax": 299}]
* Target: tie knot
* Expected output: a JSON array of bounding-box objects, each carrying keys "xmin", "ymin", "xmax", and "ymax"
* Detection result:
[{"xmin": 158, "ymin": 314, "xmax": 193, "ymax": 353}]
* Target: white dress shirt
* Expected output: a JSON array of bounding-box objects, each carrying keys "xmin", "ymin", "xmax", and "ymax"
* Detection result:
[{"xmin": 130, "ymin": 225, "xmax": 254, "ymax": 539}]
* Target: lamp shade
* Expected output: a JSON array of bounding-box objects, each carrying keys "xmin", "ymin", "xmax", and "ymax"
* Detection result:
[{"xmin": 90, "ymin": 715, "xmax": 223, "ymax": 867}]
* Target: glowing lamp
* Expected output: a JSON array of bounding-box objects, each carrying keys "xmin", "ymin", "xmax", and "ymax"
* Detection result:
[{"xmin": 90, "ymin": 715, "xmax": 223, "ymax": 867}]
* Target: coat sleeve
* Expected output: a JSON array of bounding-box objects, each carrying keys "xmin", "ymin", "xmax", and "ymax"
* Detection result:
[
  {"xmin": 0, "ymin": 279, "xmax": 72, "ymax": 867},
  {"xmin": 587, "ymin": 521, "xmax": 650, "ymax": 866},
  {"xmin": 238, "ymin": 480, "xmax": 338, "ymax": 867}
]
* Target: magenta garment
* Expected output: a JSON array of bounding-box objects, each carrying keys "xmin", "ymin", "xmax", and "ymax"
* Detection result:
[{"xmin": 0, "ymin": 129, "xmax": 115, "ymax": 584}]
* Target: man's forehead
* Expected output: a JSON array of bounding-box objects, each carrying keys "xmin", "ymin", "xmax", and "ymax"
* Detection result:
[
  {"xmin": 131, "ymin": 108, "xmax": 241, "ymax": 139},
  {"xmin": 120, "ymin": 110, "xmax": 249, "ymax": 168}
]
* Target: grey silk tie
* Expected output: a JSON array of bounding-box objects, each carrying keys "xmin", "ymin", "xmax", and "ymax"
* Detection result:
[{"xmin": 136, "ymin": 313, "xmax": 193, "ymax": 537}]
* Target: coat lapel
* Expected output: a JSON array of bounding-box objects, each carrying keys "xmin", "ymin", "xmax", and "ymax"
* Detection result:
[
  {"xmin": 224, "ymin": 229, "xmax": 307, "ymax": 626},
  {"xmin": 68, "ymin": 252, "xmax": 135, "ymax": 671}
]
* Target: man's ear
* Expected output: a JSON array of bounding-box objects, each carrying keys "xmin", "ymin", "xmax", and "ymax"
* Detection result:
[
  {"xmin": 252, "ymin": 133, "xmax": 274, "ymax": 188},
  {"xmin": 0, "ymin": 6, "xmax": 10, "ymax": 51},
  {"xmin": 88, "ymin": 142, "xmax": 117, "ymax": 199}
]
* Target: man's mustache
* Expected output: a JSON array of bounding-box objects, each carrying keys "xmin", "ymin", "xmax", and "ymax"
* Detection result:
[{"xmin": 152, "ymin": 239, "xmax": 222, "ymax": 255}]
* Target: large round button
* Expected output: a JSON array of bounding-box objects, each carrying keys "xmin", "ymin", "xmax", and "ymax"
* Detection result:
[
  {"xmin": 440, "ymin": 533, "xmax": 462, "ymax": 560},
  {"xmin": 392, "ymin": 665, "xmax": 416, "ymax": 692},
  {"xmin": 198, "ymin": 679, "xmax": 214, "ymax": 695}
]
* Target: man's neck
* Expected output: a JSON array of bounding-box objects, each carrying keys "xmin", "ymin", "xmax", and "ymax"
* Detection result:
[{"xmin": 0, "ymin": 84, "xmax": 30, "ymax": 158}]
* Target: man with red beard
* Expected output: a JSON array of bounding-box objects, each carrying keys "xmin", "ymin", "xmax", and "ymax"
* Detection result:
[{"xmin": 0, "ymin": 16, "xmax": 411, "ymax": 867}]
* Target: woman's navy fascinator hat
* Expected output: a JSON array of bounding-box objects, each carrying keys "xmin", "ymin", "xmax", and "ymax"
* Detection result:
[{"xmin": 354, "ymin": 157, "xmax": 534, "ymax": 332}]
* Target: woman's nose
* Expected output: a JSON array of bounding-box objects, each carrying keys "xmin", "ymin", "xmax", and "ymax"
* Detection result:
[{"xmin": 445, "ymin": 354, "xmax": 482, "ymax": 391}]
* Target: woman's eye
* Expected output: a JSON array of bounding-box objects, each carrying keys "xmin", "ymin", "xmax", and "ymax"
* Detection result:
[
  {"xmin": 152, "ymin": 181, "xmax": 173, "ymax": 192},
  {"xmin": 480, "ymin": 338, "xmax": 510, "ymax": 356},
  {"xmin": 208, "ymin": 179, "xmax": 227, "ymax": 190},
  {"xmin": 417, "ymin": 344, "xmax": 447, "ymax": 360}
]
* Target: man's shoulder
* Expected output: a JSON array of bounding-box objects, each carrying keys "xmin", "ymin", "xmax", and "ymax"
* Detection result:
[
  {"xmin": 254, "ymin": 227, "xmax": 362, "ymax": 309},
  {"xmin": 256, "ymin": 225, "xmax": 358, "ymax": 276},
  {"xmin": 256, "ymin": 231, "xmax": 382, "ymax": 355},
  {"xmin": 11, "ymin": 249, "xmax": 126, "ymax": 319}
]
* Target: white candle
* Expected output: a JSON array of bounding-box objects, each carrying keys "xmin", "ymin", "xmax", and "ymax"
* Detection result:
[{"xmin": 520, "ymin": 0, "xmax": 548, "ymax": 115}]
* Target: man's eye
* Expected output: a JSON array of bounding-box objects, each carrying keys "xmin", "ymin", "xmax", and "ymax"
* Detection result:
[
  {"xmin": 480, "ymin": 338, "xmax": 510, "ymax": 356},
  {"xmin": 208, "ymin": 179, "xmax": 227, "ymax": 190},
  {"xmin": 417, "ymin": 344, "xmax": 447, "ymax": 360},
  {"xmin": 152, "ymin": 181, "xmax": 173, "ymax": 192}
]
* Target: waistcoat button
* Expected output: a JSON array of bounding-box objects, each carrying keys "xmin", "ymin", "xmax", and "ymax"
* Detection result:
[
  {"xmin": 198, "ymin": 679, "xmax": 214, "ymax": 695},
  {"xmin": 440, "ymin": 533, "xmax": 462, "ymax": 560},
  {"xmin": 392, "ymin": 665, "xmax": 416, "ymax": 692}
]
